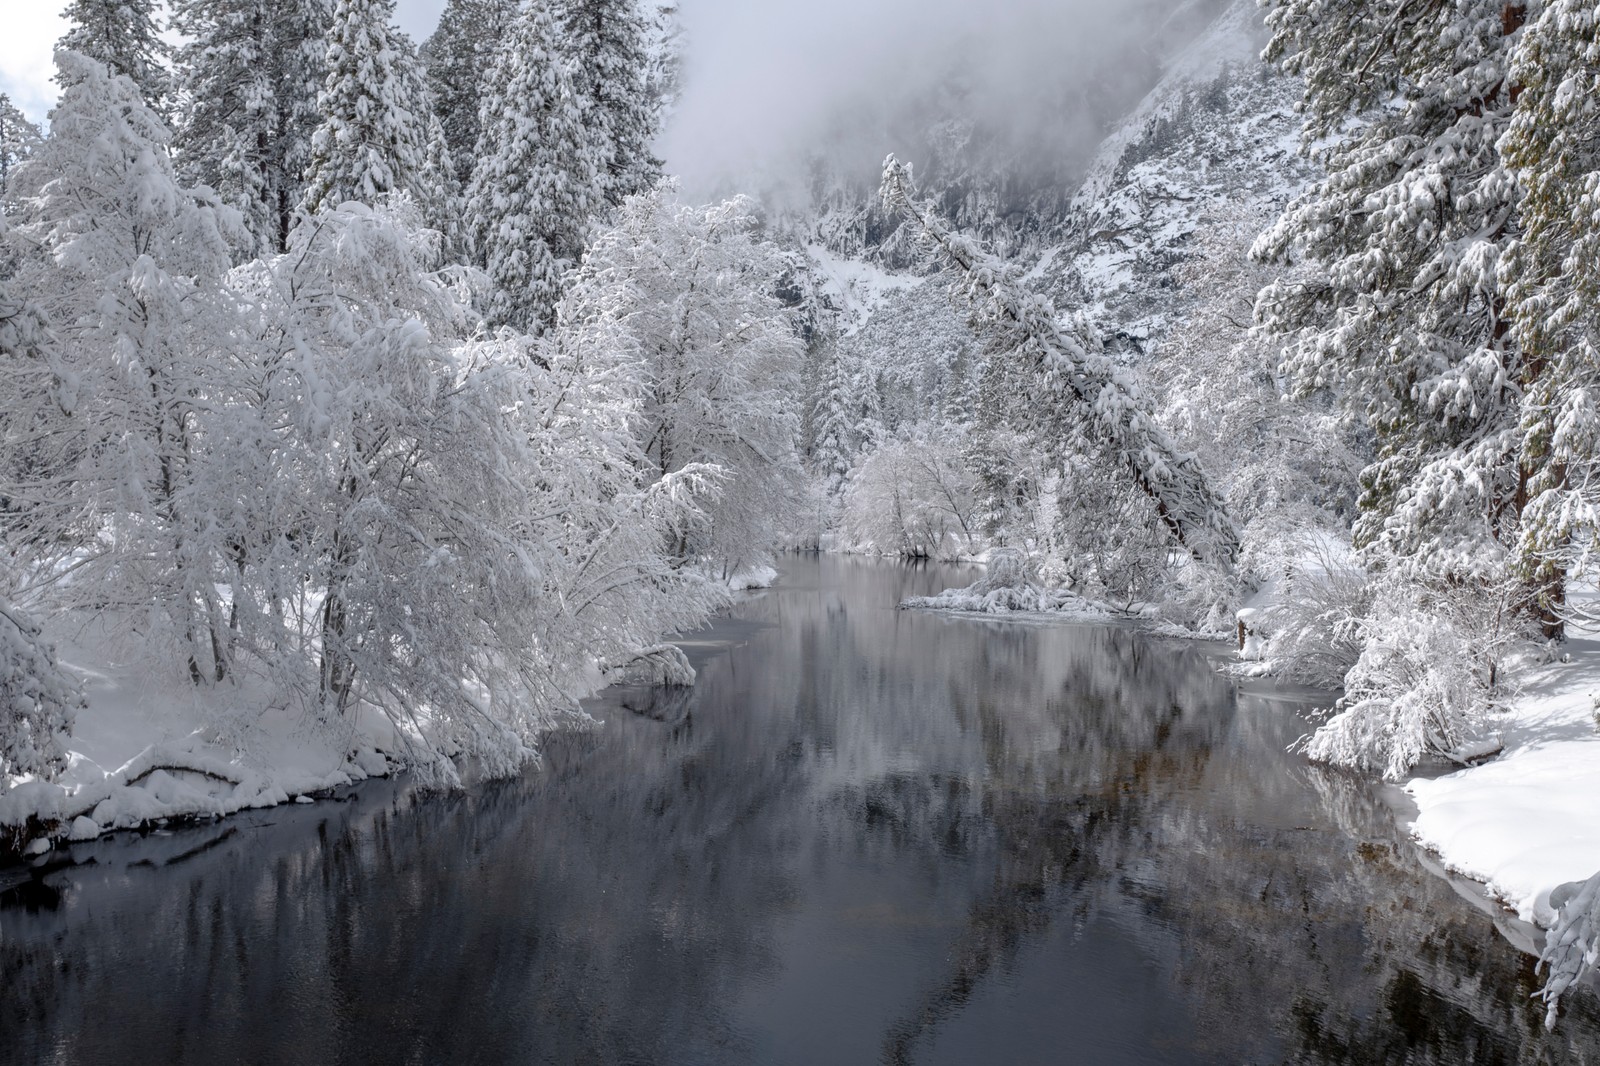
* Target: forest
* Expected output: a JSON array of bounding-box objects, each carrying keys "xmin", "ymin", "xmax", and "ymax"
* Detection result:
[{"xmin": 3, "ymin": 0, "xmax": 1600, "ymax": 1030}]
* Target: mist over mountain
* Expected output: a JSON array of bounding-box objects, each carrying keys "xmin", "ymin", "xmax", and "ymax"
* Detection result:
[{"xmin": 660, "ymin": 0, "xmax": 1229, "ymax": 230}]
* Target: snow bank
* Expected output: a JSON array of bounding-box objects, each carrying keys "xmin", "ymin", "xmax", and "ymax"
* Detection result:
[
  {"xmin": 1406, "ymin": 642, "xmax": 1600, "ymax": 925},
  {"xmin": 0, "ymin": 629, "xmax": 410, "ymax": 860},
  {"xmin": 900, "ymin": 548, "xmax": 1104, "ymax": 617},
  {"xmin": 724, "ymin": 565, "xmax": 778, "ymax": 591}
]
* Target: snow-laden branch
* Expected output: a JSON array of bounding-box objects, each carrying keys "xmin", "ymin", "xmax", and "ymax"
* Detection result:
[
  {"xmin": 1540, "ymin": 870, "xmax": 1600, "ymax": 1028},
  {"xmin": 878, "ymin": 156, "xmax": 1239, "ymax": 568}
]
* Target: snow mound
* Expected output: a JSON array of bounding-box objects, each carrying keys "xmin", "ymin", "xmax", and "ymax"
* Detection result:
[
  {"xmin": 602, "ymin": 644, "xmax": 696, "ymax": 687},
  {"xmin": 901, "ymin": 548, "xmax": 1096, "ymax": 615},
  {"xmin": 725, "ymin": 565, "xmax": 778, "ymax": 591}
]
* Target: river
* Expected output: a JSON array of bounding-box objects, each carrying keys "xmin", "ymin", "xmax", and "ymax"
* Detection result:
[{"xmin": 3, "ymin": 555, "xmax": 1598, "ymax": 1064}]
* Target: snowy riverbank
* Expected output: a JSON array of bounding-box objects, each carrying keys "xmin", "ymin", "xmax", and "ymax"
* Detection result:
[
  {"xmin": 1404, "ymin": 634, "xmax": 1600, "ymax": 929},
  {"xmin": 0, "ymin": 623, "xmax": 415, "ymax": 859},
  {"xmin": 0, "ymin": 570, "xmax": 784, "ymax": 861}
]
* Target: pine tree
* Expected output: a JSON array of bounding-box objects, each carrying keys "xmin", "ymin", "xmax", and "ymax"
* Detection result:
[
  {"xmin": 59, "ymin": 0, "xmax": 171, "ymax": 110},
  {"xmin": 553, "ymin": 0, "xmax": 662, "ymax": 207},
  {"xmin": 466, "ymin": 0, "xmax": 602, "ymax": 331},
  {"xmin": 422, "ymin": 0, "xmax": 519, "ymax": 185},
  {"xmin": 811, "ymin": 345, "xmax": 857, "ymax": 501},
  {"xmin": 396, "ymin": 34, "xmax": 461, "ymax": 245},
  {"xmin": 1253, "ymin": 1, "xmax": 1530, "ymax": 588},
  {"xmin": 171, "ymin": 0, "xmax": 331, "ymax": 254},
  {"xmin": 0, "ymin": 96, "xmax": 43, "ymax": 206},
  {"xmin": 298, "ymin": 0, "xmax": 435, "ymax": 217},
  {"xmin": 1502, "ymin": 0, "xmax": 1600, "ymax": 632}
]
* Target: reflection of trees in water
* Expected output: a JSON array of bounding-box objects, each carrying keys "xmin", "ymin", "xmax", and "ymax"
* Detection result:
[
  {"xmin": 5, "ymin": 556, "xmax": 1600, "ymax": 1064},
  {"xmin": 833, "ymin": 621, "xmax": 1600, "ymax": 1064}
]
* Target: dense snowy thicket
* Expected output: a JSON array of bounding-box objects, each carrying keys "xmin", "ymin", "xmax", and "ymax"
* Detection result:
[
  {"xmin": 0, "ymin": 0, "xmax": 783, "ymax": 804},
  {"xmin": 562, "ymin": 190, "xmax": 803, "ymax": 574}
]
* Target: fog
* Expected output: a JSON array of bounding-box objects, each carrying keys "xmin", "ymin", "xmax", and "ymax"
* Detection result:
[{"xmin": 658, "ymin": 0, "xmax": 1218, "ymax": 204}]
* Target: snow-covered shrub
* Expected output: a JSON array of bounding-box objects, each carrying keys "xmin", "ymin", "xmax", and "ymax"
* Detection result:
[
  {"xmin": 562, "ymin": 188, "xmax": 804, "ymax": 575},
  {"xmin": 900, "ymin": 546, "xmax": 1089, "ymax": 614},
  {"xmin": 0, "ymin": 597, "xmax": 83, "ymax": 782},
  {"xmin": 841, "ymin": 431, "xmax": 980, "ymax": 559},
  {"xmin": 1251, "ymin": 539, "xmax": 1374, "ymax": 687},
  {"xmin": 1540, "ymin": 870, "xmax": 1600, "ymax": 1028},
  {"xmin": 1299, "ymin": 578, "xmax": 1519, "ymax": 781}
]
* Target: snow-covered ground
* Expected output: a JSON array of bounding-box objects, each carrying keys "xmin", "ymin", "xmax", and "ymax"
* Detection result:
[
  {"xmin": 0, "ymin": 621, "xmax": 409, "ymax": 857},
  {"xmin": 1407, "ymin": 633, "xmax": 1600, "ymax": 927},
  {"xmin": 2, "ymin": 565, "xmax": 780, "ymax": 859},
  {"xmin": 804, "ymin": 243, "xmax": 923, "ymax": 336}
]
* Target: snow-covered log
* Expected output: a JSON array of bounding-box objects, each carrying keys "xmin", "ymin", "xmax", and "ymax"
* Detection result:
[{"xmin": 879, "ymin": 156, "xmax": 1239, "ymax": 569}]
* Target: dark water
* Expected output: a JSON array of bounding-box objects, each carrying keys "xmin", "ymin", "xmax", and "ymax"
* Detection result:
[{"xmin": 5, "ymin": 556, "xmax": 1600, "ymax": 1065}]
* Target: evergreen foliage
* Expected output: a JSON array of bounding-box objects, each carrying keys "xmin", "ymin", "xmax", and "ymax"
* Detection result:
[
  {"xmin": 59, "ymin": 0, "xmax": 171, "ymax": 110},
  {"xmin": 172, "ymin": 0, "xmax": 331, "ymax": 253},
  {"xmin": 554, "ymin": 0, "xmax": 662, "ymax": 207},
  {"xmin": 298, "ymin": 0, "xmax": 440, "ymax": 219},
  {"xmin": 0, "ymin": 96, "xmax": 43, "ymax": 208},
  {"xmin": 466, "ymin": 0, "xmax": 601, "ymax": 330},
  {"xmin": 1503, "ymin": 0, "xmax": 1600, "ymax": 628},
  {"xmin": 1253, "ymin": 0, "xmax": 1530, "ymax": 586},
  {"xmin": 422, "ymin": 0, "xmax": 520, "ymax": 185}
]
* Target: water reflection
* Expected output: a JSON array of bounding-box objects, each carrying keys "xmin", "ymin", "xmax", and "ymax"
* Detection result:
[{"xmin": 3, "ymin": 555, "xmax": 1597, "ymax": 1064}]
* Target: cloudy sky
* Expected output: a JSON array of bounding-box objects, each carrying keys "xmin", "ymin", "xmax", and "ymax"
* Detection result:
[{"xmin": 2, "ymin": 0, "xmax": 1190, "ymax": 197}]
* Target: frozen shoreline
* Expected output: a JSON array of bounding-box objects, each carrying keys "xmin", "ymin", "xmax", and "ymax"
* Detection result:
[{"xmin": 1403, "ymin": 633, "xmax": 1600, "ymax": 929}]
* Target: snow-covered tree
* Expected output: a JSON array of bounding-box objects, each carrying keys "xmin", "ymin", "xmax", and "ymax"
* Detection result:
[
  {"xmin": 298, "ymin": 0, "xmax": 438, "ymax": 218},
  {"xmin": 236, "ymin": 198, "xmax": 722, "ymax": 767},
  {"xmin": 59, "ymin": 0, "xmax": 171, "ymax": 110},
  {"xmin": 1156, "ymin": 203, "xmax": 1362, "ymax": 547},
  {"xmin": 0, "ymin": 96, "xmax": 43, "ymax": 210},
  {"xmin": 841, "ymin": 431, "xmax": 978, "ymax": 559},
  {"xmin": 1253, "ymin": 0, "xmax": 1531, "ymax": 596},
  {"xmin": 1502, "ymin": 0, "xmax": 1600, "ymax": 629},
  {"xmin": 553, "ymin": 0, "xmax": 662, "ymax": 207},
  {"xmin": 466, "ymin": 0, "xmax": 602, "ymax": 330},
  {"xmin": 171, "ymin": 0, "xmax": 331, "ymax": 253},
  {"xmin": 0, "ymin": 264, "xmax": 83, "ymax": 784},
  {"xmin": 562, "ymin": 189, "xmax": 804, "ymax": 572},
  {"xmin": 810, "ymin": 343, "xmax": 882, "ymax": 502},
  {"xmin": 422, "ymin": 0, "xmax": 519, "ymax": 185},
  {"xmin": 5, "ymin": 52, "xmax": 244, "ymax": 685},
  {"xmin": 881, "ymin": 155, "xmax": 1240, "ymax": 569}
]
